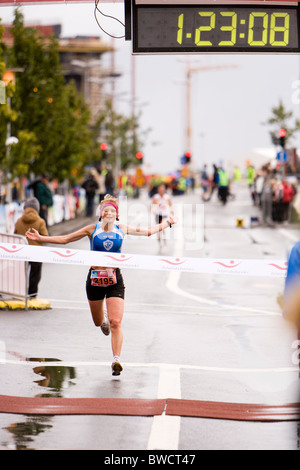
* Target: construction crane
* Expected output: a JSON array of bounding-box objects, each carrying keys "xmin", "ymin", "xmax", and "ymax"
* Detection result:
[{"xmin": 184, "ymin": 62, "xmax": 239, "ymax": 165}]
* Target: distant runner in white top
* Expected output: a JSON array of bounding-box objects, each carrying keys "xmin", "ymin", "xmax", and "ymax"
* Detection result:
[{"xmin": 152, "ymin": 183, "xmax": 174, "ymax": 245}]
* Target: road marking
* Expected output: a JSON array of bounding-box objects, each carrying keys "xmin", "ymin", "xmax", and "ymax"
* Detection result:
[
  {"xmin": 147, "ymin": 365, "xmax": 181, "ymax": 450},
  {"xmin": 2, "ymin": 359, "xmax": 297, "ymax": 374},
  {"xmin": 278, "ymin": 229, "xmax": 300, "ymax": 242},
  {"xmin": 165, "ymin": 224, "xmax": 281, "ymax": 316},
  {"xmin": 166, "ymin": 271, "xmax": 280, "ymax": 315},
  {"xmin": 47, "ymin": 298, "xmax": 280, "ymax": 317},
  {"xmin": 146, "ymin": 223, "xmax": 183, "ymax": 450}
]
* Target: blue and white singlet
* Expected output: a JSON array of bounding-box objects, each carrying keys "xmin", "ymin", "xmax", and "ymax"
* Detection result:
[{"xmin": 90, "ymin": 223, "xmax": 125, "ymax": 253}]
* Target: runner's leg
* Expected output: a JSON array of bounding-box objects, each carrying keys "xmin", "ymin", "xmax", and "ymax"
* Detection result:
[
  {"xmin": 88, "ymin": 299, "xmax": 105, "ymax": 327},
  {"xmin": 106, "ymin": 297, "xmax": 124, "ymax": 357}
]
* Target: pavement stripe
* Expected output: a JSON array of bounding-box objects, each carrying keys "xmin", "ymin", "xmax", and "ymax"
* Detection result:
[
  {"xmin": 48, "ymin": 304, "xmax": 280, "ymax": 317},
  {"xmin": 0, "ymin": 395, "xmax": 299, "ymax": 422},
  {"xmin": 1, "ymin": 359, "xmax": 299, "ymax": 373},
  {"xmin": 278, "ymin": 229, "xmax": 300, "ymax": 242},
  {"xmin": 147, "ymin": 365, "xmax": 181, "ymax": 450}
]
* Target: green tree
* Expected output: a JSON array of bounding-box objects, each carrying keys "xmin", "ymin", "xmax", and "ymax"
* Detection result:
[
  {"xmin": 0, "ymin": 19, "xmax": 20, "ymax": 178},
  {"xmin": 95, "ymin": 98, "xmax": 147, "ymax": 171},
  {"xmin": 0, "ymin": 9, "xmax": 146, "ymax": 183},
  {"xmin": 265, "ymin": 100, "xmax": 297, "ymax": 147},
  {"xmin": 1, "ymin": 9, "xmax": 96, "ymax": 182}
]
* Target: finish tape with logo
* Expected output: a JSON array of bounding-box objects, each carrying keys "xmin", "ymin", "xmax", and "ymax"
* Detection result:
[{"xmin": 0, "ymin": 243, "xmax": 287, "ymax": 277}]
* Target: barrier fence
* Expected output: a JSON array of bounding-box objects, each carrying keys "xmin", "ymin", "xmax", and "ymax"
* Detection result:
[
  {"xmin": 0, "ymin": 193, "xmax": 82, "ymax": 234},
  {"xmin": 0, "ymin": 234, "xmax": 29, "ymax": 309}
]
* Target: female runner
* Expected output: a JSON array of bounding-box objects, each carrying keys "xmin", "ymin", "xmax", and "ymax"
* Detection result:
[{"xmin": 26, "ymin": 194, "xmax": 176, "ymax": 376}]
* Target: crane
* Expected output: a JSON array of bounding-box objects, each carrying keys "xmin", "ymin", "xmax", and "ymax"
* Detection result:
[{"xmin": 184, "ymin": 62, "xmax": 239, "ymax": 166}]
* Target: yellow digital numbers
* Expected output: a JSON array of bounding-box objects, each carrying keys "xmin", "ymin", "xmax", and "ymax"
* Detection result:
[
  {"xmin": 177, "ymin": 13, "xmax": 184, "ymax": 45},
  {"xmin": 195, "ymin": 12, "xmax": 215, "ymax": 46},
  {"xmin": 270, "ymin": 13, "xmax": 290, "ymax": 46},
  {"xmin": 218, "ymin": 12, "xmax": 237, "ymax": 46},
  {"xmin": 176, "ymin": 10, "xmax": 291, "ymax": 48},
  {"xmin": 248, "ymin": 12, "xmax": 269, "ymax": 46},
  {"xmin": 134, "ymin": 4, "xmax": 299, "ymax": 53}
]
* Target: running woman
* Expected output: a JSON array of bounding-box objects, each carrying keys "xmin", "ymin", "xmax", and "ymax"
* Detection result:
[
  {"xmin": 151, "ymin": 183, "xmax": 174, "ymax": 246},
  {"xmin": 26, "ymin": 194, "xmax": 176, "ymax": 376}
]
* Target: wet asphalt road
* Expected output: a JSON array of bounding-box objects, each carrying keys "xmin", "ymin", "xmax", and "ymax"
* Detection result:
[{"xmin": 0, "ymin": 185, "xmax": 299, "ymax": 450}]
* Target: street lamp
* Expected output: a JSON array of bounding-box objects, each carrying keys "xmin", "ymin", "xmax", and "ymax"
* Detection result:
[
  {"xmin": 2, "ymin": 68, "xmax": 22, "ymax": 203},
  {"xmin": 2, "ymin": 68, "xmax": 24, "ymax": 87}
]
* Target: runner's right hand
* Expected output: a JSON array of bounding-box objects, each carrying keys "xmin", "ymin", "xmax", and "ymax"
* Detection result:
[{"xmin": 26, "ymin": 228, "xmax": 40, "ymax": 241}]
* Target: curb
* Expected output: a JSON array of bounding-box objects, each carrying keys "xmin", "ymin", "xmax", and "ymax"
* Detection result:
[{"xmin": 0, "ymin": 299, "xmax": 51, "ymax": 310}]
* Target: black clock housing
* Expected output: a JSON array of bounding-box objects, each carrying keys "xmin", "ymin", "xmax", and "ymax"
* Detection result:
[{"xmin": 132, "ymin": 3, "xmax": 300, "ymax": 54}]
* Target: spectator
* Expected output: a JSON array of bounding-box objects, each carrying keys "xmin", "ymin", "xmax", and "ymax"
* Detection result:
[
  {"xmin": 14, "ymin": 198, "xmax": 49, "ymax": 298},
  {"xmin": 82, "ymin": 169, "xmax": 99, "ymax": 217},
  {"xmin": 28, "ymin": 174, "xmax": 53, "ymax": 227},
  {"xmin": 200, "ymin": 164, "xmax": 210, "ymax": 201},
  {"xmin": 254, "ymin": 170, "xmax": 265, "ymax": 208},
  {"xmin": 95, "ymin": 163, "xmax": 107, "ymax": 203},
  {"xmin": 247, "ymin": 164, "xmax": 256, "ymax": 204},
  {"xmin": 217, "ymin": 166, "xmax": 229, "ymax": 204},
  {"xmin": 105, "ymin": 165, "xmax": 115, "ymax": 195},
  {"xmin": 281, "ymin": 179, "xmax": 295, "ymax": 223}
]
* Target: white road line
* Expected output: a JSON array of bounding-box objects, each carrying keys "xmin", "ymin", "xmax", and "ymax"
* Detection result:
[
  {"xmin": 47, "ymin": 298, "xmax": 279, "ymax": 317},
  {"xmin": 146, "ymin": 224, "xmax": 183, "ymax": 451},
  {"xmin": 166, "ymin": 271, "xmax": 280, "ymax": 316},
  {"xmin": 147, "ymin": 365, "xmax": 181, "ymax": 450},
  {"xmin": 1, "ymin": 359, "xmax": 298, "ymax": 373},
  {"xmin": 278, "ymin": 228, "xmax": 300, "ymax": 242},
  {"xmin": 165, "ymin": 222, "xmax": 282, "ymax": 316},
  {"xmin": 48, "ymin": 304, "xmax": 280, "ymax": 317}
]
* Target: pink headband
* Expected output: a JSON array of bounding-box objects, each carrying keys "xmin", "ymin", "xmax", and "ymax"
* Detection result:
[{"xmin": 100, "ymin": 202, "xmax": 119, "ymax": 218}]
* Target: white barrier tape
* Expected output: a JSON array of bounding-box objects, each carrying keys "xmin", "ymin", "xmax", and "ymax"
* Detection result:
[{"xmin": 0, "ymin": 242, "xmax": 287, "ymax": 277}]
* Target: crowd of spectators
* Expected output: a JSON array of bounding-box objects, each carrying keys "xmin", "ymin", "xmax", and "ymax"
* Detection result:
[{"xmin": 248, "ymin": 163, "xmax": 297, "ymax": 224}]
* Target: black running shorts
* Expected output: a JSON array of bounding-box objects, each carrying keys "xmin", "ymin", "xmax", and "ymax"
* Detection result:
[{"xmin": 86, "ymin": 268, "xmax": 125, "ymax": 301}]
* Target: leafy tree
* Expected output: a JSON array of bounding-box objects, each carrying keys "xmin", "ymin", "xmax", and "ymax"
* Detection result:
[
  {"xmin": 1, "ymin": 9, "xmax": 96, "ymax": 182},
  {"xmin": 265, "ymin": 100, "xmax": 298, "ymax": 147},
  {"xmin": 94, "ymin": 98, "xmax": 148, "ymax": 170},
  {"xmin": 0, "ymin": 9, "xmax": 146, "ymax": 183}
]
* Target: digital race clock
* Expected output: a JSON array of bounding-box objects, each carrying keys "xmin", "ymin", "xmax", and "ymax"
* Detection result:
[{"xmin": 132, "ymin": 3, "xmax": 300, "ymax": 53}]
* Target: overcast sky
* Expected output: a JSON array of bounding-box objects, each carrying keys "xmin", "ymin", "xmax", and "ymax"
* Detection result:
[{"xmin": 1, "ymin": 1, "xmax": 300, "ymax": 175}]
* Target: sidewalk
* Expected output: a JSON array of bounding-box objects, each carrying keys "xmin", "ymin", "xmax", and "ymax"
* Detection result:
[{"xmin": 49, "ymin": 214, "xmax": 92, "ymax": 235}]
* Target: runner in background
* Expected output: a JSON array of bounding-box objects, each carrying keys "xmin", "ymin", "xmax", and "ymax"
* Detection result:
[{"xmin": 151, "ymin": 183, "xmax": 174, "ymax": 247}]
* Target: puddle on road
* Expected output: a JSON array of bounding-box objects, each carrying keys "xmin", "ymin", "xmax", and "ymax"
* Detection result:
[
  {"xmin": 2, "ymin": 358, "xmax": 77, "ymax": 450},
  {"xmin": 26, "ymin": 357, "xmax": 77, "ymax": 397},
  {"xmin": 4, "ymin": 416, "xmax": 52, "ymax": 450}
]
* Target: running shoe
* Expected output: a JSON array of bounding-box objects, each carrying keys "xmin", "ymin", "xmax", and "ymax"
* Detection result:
[
  {"xmin": 100, "ymin": 313, "xmax": 110, "ymax": 336},
  {"xmin": 111, "ymin": 361, "xmax": 123, "ymax": 376}
]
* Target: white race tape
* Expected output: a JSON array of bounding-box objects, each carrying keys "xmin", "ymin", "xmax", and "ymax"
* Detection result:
[{"xmin": 0, "ymin": 243, "xmax": 287, "ymax": 277}]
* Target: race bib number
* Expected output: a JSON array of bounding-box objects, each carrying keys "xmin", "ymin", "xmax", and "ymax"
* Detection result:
[{"xmin": 91, "ymin": 269, "xmax": 117, "ymax": 287}]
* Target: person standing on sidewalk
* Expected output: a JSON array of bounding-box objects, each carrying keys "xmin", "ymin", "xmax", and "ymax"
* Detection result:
[
  {"xmin": 14, "ymin": 197, "xmax": 49, "ymax": 298},
  {"xmin": 26, "ymin": 194, "xmax": 176, "ymax": 376},
  {"xmin": 81, "ymin": 169, "xmax": 99, "ymax": 217},
  {"xmin": 27, "ymin": 174, "xmax": 53, "ymax": 227}
]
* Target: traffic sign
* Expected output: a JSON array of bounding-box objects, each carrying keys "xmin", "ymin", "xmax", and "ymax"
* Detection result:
[{"xmin": 276, "ymin": 150, "xmax": 288, "ymax": 162}]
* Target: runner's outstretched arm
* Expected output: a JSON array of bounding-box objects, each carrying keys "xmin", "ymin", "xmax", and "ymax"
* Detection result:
[
  {"xmin": 25, "ymin": 225, "xmax": 95, "ymax": 245},
  {"xmin": 120, "ymin": 215, "xmax": 176, "ymax": 237}
]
